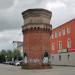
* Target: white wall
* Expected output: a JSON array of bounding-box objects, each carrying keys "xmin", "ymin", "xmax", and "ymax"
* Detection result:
[{"xmin": 51, "ymin": 52, "xmax": 75, "ymax": 66}]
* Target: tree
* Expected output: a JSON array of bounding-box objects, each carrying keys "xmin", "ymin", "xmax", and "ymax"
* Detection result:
[
  {"xmin": 0, "ymin": 50, "xmax": 7, "ymax": 62},
  {"xmin": 0, "ymin": 49, "xmax": 23, "ymax": 63},
  {"xmin": 6, "ymin": 50, "xmax": 13, "ymax": 61},
  {"xmin": 12, "ymin": 49, "xmax": 23, "ymax": 61}
]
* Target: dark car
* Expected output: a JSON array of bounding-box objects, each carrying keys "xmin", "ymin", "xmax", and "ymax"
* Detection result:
[{"xmin": 9, "ymin": 61, "xmax": 15, "ymax": 65}]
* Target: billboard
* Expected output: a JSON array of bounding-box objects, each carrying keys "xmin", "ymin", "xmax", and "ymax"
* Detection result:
[{"xmin": 68, "ymin": 48, "xmax": 75, "ymax": 52}]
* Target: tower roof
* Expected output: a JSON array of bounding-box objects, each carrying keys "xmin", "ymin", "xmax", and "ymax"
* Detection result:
[
  {"xmin": 22, "ymin": 8, "xmax": 52, "ymax": 15},
  {"xmin": 22, "ymin": 8, "xmax": 52, "ymax": 19}
]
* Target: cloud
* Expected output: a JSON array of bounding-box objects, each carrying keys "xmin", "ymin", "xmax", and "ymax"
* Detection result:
[
  {"xmin": 0, "ymin": 0, "xmax": 75, "ymax": 50},
  {"xmin": 44, "ymin": 0, "xmax": 75, "ymax": 28},
  {"xmin": 0, "ymin": 0, "xmax": 75, "ymax": 31},
  {"xmin": 0, "ymin": 7, "xmax": 23, "ymax": 31},
  {"xmin": 0, "ymin": 29, "xmax": 23, "ymax": 50},
  {"xmin": 0, "ymin": 0, "xmax": 15, "ymax": 9}
]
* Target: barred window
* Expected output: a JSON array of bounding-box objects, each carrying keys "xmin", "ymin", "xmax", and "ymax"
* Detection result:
[
  {"xmin": 55, "ymin": 32, "xmax": 59, "ymax": 38},
  {"xmin": 67, "ymin": 28, "xmax": 70, "ymax": 34},
  {"xmin": 59, "ymin": 41, "xmax": 62, "ymax": 50},
  {"xmin": 59, "ymin": 31, "xmax": 61, "ymax": 37},
  {"xmin": 62, "ymin": 29, "xmax": 65, "ymax": 35},
  {"xmin": 52, "ymin": 43, "xmax": 55, "ymax": 50},
  {"xmin": 52, "ymin": 33, "xmax": 54, "ymax": 39}
]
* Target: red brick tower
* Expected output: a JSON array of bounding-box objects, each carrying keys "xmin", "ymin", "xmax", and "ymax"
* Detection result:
[{"xmin": 22, "ymin": 9, "xmax": 52, "ymax": 69}]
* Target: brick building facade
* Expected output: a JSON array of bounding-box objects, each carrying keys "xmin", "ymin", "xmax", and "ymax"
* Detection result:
[{"xmin": 50, "ymin": 18, "xmax": 75, "ymax": 66}]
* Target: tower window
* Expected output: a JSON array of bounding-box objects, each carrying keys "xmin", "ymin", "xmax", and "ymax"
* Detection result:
[{"xmin": 38, "ymin": 27, "xmax": 40, "ymax": 29}]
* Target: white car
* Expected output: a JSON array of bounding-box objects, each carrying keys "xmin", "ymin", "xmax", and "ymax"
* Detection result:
[{"xmin": 15, "ymin": 60, "xmax": 22, "ymax": 66}]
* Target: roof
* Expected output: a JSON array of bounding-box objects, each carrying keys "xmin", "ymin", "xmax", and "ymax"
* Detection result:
[
  {"xmin": 22, "ymin": 8, "xmax": 52, "ymax": 15},
  {"xmin": 53, "ymin": 18, "xmax": 75, "ymax": 30}
]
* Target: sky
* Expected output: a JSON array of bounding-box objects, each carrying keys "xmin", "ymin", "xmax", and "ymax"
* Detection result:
[{"xmin": 0, "ymin": 0, "xmax": 75, "ymax": 50}]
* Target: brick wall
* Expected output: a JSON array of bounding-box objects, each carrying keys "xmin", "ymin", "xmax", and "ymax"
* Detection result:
[{"xmin": 23, "ymin": 29, "xmax": 50, "ymax": 60}]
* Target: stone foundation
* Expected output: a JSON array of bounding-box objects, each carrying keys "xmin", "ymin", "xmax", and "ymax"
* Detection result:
[{"xmin": 21, "ymin": 63, "xmax": 52, "ymax": 69}]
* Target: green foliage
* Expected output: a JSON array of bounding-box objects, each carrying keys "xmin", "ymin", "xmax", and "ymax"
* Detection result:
[
  {"xmin": 12, "ymin": 49, "xmax": 22, "ymax": 61},
  {"xmin": 6, "ymin": 50, "xmax": 13, "ymax": 61},
  {"xmin": 0, "ymin": 49, "xmax": 23, "ymax": 63},
  {"xmin": 0, "ymin": 50, "xmax": 7, "ymax": 62}
]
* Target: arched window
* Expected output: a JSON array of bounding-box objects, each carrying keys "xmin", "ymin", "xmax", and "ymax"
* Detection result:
[
  {"xmin": 24, "ymin": 52, "xmax": 27, "ymax": 57},
  {"xmin": 43, "ymin": 51, "xmax": 49, "ymax": 64},
  {"xmin": 23, "ymin": 52, "xmax": 28, "ymax": 64},
  {"xmin": 44, "ymin": 52, "xmax": 49, "ymax": 57}
]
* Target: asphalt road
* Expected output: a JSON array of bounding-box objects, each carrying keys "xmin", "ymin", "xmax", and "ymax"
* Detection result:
[{"xmin": 0, "ymin": 64, "xmax": 75, "ymax": 75}]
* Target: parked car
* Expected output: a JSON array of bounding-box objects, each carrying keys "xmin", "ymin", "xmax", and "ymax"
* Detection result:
[
  {"xmin": 3, "ymin": 62, "xmax": 10, "ymax": 64},
  {"xmin": 15, "ymin": 60, "xmax": 23, "ymax": 66},
  {"xmin": 9, "ymin": 61, "xmax": 15, "ymax": 65}
]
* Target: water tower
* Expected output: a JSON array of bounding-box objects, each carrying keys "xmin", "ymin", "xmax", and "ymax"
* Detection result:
[{"xmin": 22, "ymin": 9, "xmax": 52, "ymax": 69}]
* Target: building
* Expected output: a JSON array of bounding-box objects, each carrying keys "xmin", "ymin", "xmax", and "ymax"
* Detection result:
[
  {"xmin": 22, "ymin": 9, "xmax": 52, "ymax": 69},
  {"xmin": 12, "ymin": 41, "xmax": 23, "ymax": 56},
  {"xmin": 50, "ymin": 18, "xmax": 75, "ymax": 66}
]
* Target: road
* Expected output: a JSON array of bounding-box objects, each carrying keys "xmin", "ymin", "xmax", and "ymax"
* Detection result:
[{"xmin": 0, "ymin": 64, "xmax": 75, "ymax": 75}]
